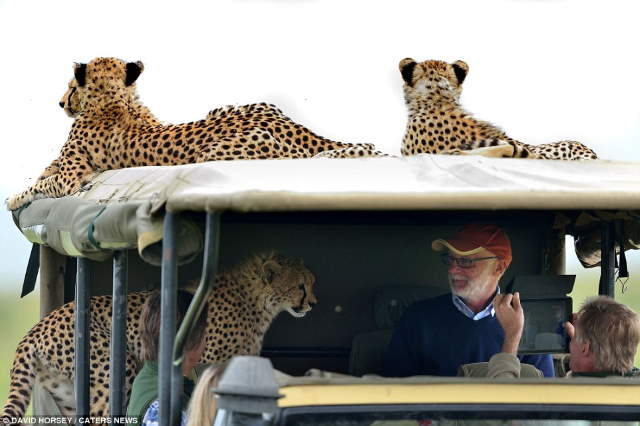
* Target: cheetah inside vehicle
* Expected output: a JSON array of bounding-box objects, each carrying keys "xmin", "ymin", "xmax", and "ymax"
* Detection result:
[{"xmin": 7, "ymin": 155, "xmax": 640, "ymax": 425}]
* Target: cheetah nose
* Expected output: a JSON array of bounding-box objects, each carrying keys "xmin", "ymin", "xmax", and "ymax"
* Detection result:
[{"xmin": 59, "ymin": 102, "xmax": 65, "ymax": 108}]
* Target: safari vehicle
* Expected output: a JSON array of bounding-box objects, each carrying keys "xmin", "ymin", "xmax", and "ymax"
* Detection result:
[{"xmin": 10, "ymin": 155, "xmax": 640, "ymax": 425}]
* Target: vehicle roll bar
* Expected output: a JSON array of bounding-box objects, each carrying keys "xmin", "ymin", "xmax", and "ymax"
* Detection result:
[
  {"xmin": 159, "ymin": 211, "xmax": 178, "ymax": 426},
  {"xmin": 74, "ymin": 257, "xmax": 91, "ymax": 420},
  {"xmin": 110, "ymin": 250, "xmax": 128, "ymax": 417},
  {"xmin": 159, "ymin": 211, "xmax": 221, "ymax": 426}
]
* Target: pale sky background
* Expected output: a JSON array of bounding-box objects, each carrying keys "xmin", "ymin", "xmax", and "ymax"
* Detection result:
[{"xmin": 0, "ymin": 0, "xmax": 639, "ymax": 291}]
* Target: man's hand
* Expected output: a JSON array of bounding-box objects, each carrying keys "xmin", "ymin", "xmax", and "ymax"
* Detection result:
[
  {"xmin": 494, "ymin": 292, "xmax": 524, "ymax": 354},
  {"xmin": 564, "ymin": 320, "xmax": 575, "ymax": 340}
]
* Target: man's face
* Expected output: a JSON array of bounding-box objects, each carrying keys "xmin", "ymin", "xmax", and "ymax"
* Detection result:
[
  {"xmin": 447, "ymin": 249, "xmax": 502, "ymax": 302},
  {"xmin": 568, "ymin": 324, "xmax": 593, "ymax": 373}
]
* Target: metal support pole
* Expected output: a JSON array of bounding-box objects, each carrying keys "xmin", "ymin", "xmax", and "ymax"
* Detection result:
[
  {"xmin": 75, "ymin": 257, "xmax": 91, "ymax": 419},
  {"xmin": 159, "ymin": 212, "xmax": 178, "ymax": 426},
  {"xmin": 109, "ymin": 250, "xmax": 128, "ymax": 417},
  {"xmin": 171, "ymin": 212, "xmax": 221, "ymax": 422},
  {"xmin": 599, "ymin": 221, "xmax": 616, "ymax": 297}
]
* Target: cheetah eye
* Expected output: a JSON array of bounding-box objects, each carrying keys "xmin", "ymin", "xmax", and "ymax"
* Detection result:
[{"xmin": 298, "ymin": 283, "xmax": 305, "ymax": 290}]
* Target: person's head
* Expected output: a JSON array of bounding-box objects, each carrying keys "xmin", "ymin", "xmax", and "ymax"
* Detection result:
[
  {"xmin": 432, "ymin": 224, "xmax": 511, "ymax": 304},
  {"xmin": 569, "ymin": 296, "xmax": 640, "ymax": 374},
  {"xmin": 186, "ymin": 364, "xmax": 226, "ymax": 426},
  {"xmin": 140, "ymin": 289, "xmax": 209, "ymax": 374}
]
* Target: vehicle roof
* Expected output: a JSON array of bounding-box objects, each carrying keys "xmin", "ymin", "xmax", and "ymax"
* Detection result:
[
  {"xmin": 46, "ymin": 155, "xmax": 640, "ymax": 212},
  {"xmin": 12, "ymin": 156, "xmax": 640, "ymax": 262}
]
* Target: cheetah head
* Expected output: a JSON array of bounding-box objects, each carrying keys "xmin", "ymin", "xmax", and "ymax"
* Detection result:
[
  {"xmin": 398, "ymin": 58, "xmax": 469, "ymax": 105},
  {"xmin": 254, "ymin": 253, "xmax": 317, "ymax": 318},
  {"xmin": 58, "ymin": 57, "xmax": 144, "ymax": 117}
]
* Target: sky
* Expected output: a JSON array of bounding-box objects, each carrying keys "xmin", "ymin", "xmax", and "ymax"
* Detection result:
[{"xmin": 0, "ymin": 0, "xmax": 639, "ymax": 291}]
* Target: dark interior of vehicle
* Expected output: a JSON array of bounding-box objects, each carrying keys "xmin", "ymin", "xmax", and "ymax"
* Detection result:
[{"xmin": 72, "ymin": 210, "xmax": 562, "ymax": 376}]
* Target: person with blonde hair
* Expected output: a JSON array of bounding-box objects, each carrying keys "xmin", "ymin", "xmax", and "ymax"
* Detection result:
[
  {"xmin": 565, "ymin": 296, "xmax": 640, "ymax": 376},
  {"xmin": 186, "ymin": 364, "xmax": 226, "ymax": 426}
]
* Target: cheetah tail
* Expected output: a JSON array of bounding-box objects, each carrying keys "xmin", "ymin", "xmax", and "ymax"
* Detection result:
[{"xmin": 2, "ymin": 335, "xmax": 39, "ymax": 420}]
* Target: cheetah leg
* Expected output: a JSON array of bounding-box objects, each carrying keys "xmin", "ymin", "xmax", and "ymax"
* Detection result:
[
  {"xmin": 37, "ymin": 159, "xmax": 61, "ymax": 182},
  {"xmin": 1, "ymin": 336, "xmax": 38, "ymax": 420},
  {"xmin": 6, "ymin": 148, "xmax": 97, "ymax": 210},
  {"xmin": 36, "ymin": 366, "xmax": 75, "ymax": 417},
  {"xmin": 43, "ymin": 325, "xmax": 139, "ymax": 418},
  {"xmin": 508, "ymin": 141, "xmax": 539, "ymax": 159},
  {"xmin": 445, "ymin": 143, "xmax": 515, "ymax": 158}
]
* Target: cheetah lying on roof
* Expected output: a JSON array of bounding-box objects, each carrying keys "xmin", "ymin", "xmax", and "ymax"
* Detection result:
[
  {"xmin": 6, "ymin": 57, "xmax": 384, "ymax": 211},
  {"xmin": 398, "ymin": 58, "xmax": 598, "ymax": 160},
  {"xmin": 1, "ymin": 252, "xmax": 316, "ymax": 420}
]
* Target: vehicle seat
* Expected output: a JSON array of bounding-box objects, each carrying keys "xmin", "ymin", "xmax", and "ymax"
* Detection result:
[{"xmin": 348, "ymin": 286, "xmax": 441, "ymax": 376}]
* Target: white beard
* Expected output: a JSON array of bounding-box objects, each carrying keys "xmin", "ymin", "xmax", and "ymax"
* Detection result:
[{"xmin": 449, "ymin": 271, "xmax": 495, "ymax": 303}]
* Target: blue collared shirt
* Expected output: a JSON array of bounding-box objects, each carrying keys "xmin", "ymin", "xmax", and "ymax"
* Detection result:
[{"xmin": 451, "ymin": 287, "xmax": 500, "ymax": 321}]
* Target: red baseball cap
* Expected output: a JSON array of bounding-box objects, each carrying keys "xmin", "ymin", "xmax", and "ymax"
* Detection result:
[{"xmin": 431, "ymin": 224, "xmax": 512, "ymax": 267}]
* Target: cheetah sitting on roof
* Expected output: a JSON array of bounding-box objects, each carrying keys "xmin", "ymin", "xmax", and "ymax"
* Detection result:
[
  {"xmin": 6, "ymin": 57, "xmax": 385, "ymax": 211},
  {"xmin": 398, "ymin": 58, "xmax": 598, "ymax": 160},
  {"xmin": 1, "ymin": 252, "xmax": 316, "ymax": 420}
]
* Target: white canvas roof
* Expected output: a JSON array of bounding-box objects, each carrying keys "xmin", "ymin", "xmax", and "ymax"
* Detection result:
[
  {"xmin": 12, "ymin": 155, "xmax": 640, "ymax": 262},
  {"xmin": 66, "ymin": 155, "xmax": 640, "ymax": 212}
]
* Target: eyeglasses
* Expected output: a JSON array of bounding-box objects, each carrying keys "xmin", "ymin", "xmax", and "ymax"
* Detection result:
[{"xmin": 440, "ymin": 253, "xmax": 499, "ymax": 269}]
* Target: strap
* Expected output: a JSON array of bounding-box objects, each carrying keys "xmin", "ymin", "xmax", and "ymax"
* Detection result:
[
  {"xmin": 618, "ymin": 221, "xmax": 629, "ymax": 279},
  {"xmin": 20, "ymin": 243, "xmax": 40, "ymax": 297},
  {"xmin": 87, "ymin": 206, "xmax": 107, "ymax": 249}
]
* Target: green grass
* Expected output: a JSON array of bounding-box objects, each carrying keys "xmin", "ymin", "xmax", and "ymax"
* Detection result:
[{"xmin": 0, "ymin": 291, "xmax": 40, "ymax": 414}]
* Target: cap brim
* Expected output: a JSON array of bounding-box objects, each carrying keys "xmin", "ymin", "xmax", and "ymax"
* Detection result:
[{"xmin": 431, "ymin": 239, "xmax": 485, "ymax": 256}]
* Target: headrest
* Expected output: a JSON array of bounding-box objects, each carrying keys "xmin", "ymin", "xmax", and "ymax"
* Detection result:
[{"xmin": 374, "ymin": 286, "xmax": 442, "ymax": 329}]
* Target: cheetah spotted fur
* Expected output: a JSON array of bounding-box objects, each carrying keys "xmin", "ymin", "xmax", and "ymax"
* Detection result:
[
  {"xmin": 6, "ymin": 57, "xmax": 384, "ymax": 211},
  {"xmin": 398, "ymin": 58, "xmax": 598, "ymax": 160},
  {"xmin": 1, "ymin": 252, "xmax": 316, "ymax": 419}
]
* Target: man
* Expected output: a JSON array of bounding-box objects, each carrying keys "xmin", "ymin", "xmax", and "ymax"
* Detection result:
[
  {"xmin": 383, "ymin": 223, "xmax": 554, "ymax": 377},
  {"xmin": 491, "ymin": 293, "xmax": 640, "ymax": 378}
]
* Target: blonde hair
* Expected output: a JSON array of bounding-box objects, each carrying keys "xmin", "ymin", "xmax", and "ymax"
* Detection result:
[
  {"xmin": 186, "ymin": 364, "xmax": 226, "ymax": 426},
  {"xmin": 575, "ymin": 296, "xmax": 640, "ymax": 374}
]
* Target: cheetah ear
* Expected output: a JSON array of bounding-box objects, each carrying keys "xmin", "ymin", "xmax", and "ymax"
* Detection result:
[
  {"xmin": 399, "ymin": 58, "xmax": 417, "ymax": 86},
  {"xmin": 125, "ymin": 61, "xmax": 144, "ymax": 86},
  {"xmin": 74, "ymin": 63, "xmax": 87, "ymax": 87},
  {"xmin": 261, "ymin": 259, "xmax": 282, "ymax": 285},
  {"xmin": 451, "ymin": 60, "xmax": 469, "ymax": 85}
]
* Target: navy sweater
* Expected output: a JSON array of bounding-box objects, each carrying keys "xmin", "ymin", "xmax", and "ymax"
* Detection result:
[{"xmin": 383, "ymin": 293, "xmax": 555, "ymax": 377}]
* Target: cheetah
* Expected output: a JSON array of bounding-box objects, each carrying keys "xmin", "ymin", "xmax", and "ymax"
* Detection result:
[
  {"xmin": 6, "ymin": 57, "xmax": 384, "ymax": 211},
  {"xmin": 1, "ymin": 252, "xmax": 316, "ymax": 419},
  {"xmin": 34, "ymin": 75, "xmax": 166, "ymax": 186},
  {"xmin": 398, "ymin": 58, "xmax": 598, "ymax": 160}
]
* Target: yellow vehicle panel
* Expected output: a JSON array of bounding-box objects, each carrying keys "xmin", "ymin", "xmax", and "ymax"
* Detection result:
[{"xmin": 278, "ymin": 382, "xmax": 640, "ymax": 407}]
